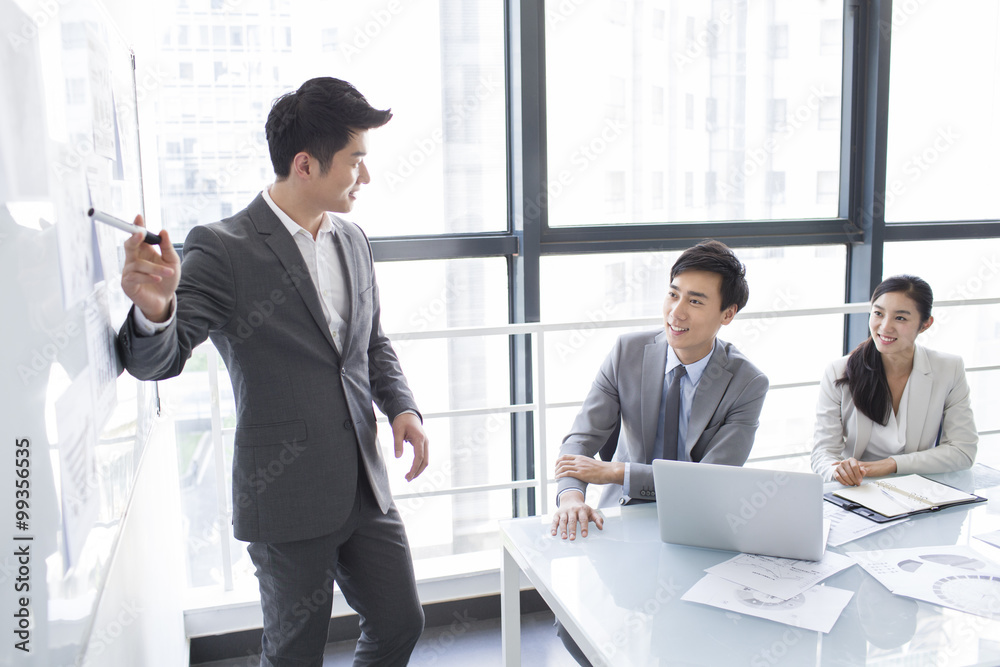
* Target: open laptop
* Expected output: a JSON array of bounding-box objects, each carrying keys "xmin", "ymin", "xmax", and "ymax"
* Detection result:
[{"xmin": 652, "ymin": 459, "xmax": 825, "ymax": 561}]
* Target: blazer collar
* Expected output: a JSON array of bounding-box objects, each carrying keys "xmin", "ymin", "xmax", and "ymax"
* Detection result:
[
  {"xmin": 851, "ymin": 343, "xmax": 934, "ymax": 457},
  {"xmin": 245, "ymin": 194, "xmax": 341, "ymax": 358},
  {"xmin": 332, "ymin": 222, "xmax": 359, "ymax": 355},
  {"xmin": 641, "ymin": 331, "xmax": 670, "ymax": 457},
  {"xmin": 687, "ymin": 339, "xmax": 732, "ymax": 461},
  {"xmin": 904, "ymin": 344, "xmax": 934, "ymax": 452},
  {"xmin": 641, "ymin": 335, "xmax": 730, "ymax": 462}
]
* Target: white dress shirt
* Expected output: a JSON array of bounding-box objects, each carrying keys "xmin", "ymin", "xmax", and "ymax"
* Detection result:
[
  {"xmin": 863, "ymin": 378, "xmax": 910, "ymax": 460},
  {"xmin": 261, "ymin": 187, "xmax": 349, "ymax": 353},
  {"xmin": 622, "ymin": 345, "xmax": 715, "ymax": 499},
  {"xmin": 135, "ymin": 188, "xmax": 351, "ymax": 355}
]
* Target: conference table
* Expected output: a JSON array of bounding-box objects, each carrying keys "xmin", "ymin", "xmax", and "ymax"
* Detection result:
[{"xmin": 500, "ymin": 465, "xmax": 1000, "ymax": 666}]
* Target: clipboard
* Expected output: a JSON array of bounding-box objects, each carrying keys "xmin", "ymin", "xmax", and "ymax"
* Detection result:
[{"xmin": 823, "ymin": 475, "xmax": 986, "ymax": 523}]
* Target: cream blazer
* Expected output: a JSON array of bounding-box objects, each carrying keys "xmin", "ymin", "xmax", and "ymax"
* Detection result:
[{"xmin": 810, "ymin": 344, "xmax": 977, "ymax": 482}]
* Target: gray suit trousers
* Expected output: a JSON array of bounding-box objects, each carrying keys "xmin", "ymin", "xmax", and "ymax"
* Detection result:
[{"xmin": 248, "ymin": 469, "xmax": 424, "ymax": 667}]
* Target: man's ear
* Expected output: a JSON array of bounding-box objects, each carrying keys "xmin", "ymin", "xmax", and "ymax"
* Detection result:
[
  {"xmin": 720, "ymin": 303, "xmax": 738, "ymax": 326},
  {"xmin": 290, "ymin": 152, "xmax": 313, "ymax": 179}
]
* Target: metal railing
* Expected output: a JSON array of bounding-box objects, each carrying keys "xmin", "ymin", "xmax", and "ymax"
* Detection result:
[{"xmin": 199, "ymin": 296, "xmax": 1000, "ymax": 590}]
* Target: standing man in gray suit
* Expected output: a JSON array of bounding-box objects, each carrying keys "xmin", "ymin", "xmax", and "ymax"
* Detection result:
[
  {"xmin": 551, "ymin": 240, "xmax": 769, "ymax": 541},
  {"xmin": 117, "ymin": 78, "xmax": 427, "ymax": 666}
]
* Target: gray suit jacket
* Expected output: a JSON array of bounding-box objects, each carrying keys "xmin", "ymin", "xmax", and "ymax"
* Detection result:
[
  {"xmin": 117, "ymin": 194, "xmax": 419, "ymax": 543},
  {"xmin": 557, "ymin": 332, "xmax": 769, "ymax": 508},
  {"xmin": 810, "ymin": 344, "xmax": 977, "ymax": 482}
]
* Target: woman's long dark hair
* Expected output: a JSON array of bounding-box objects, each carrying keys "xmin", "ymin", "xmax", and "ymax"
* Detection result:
[{"xmin": 835, "ymin": 275, "xmax": 933, "ymax": 425}]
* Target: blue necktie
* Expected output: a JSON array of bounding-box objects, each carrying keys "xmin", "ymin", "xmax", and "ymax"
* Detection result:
[{"xmin": 652, "ymin": 365, "xmax": 686, "ymax": 461}]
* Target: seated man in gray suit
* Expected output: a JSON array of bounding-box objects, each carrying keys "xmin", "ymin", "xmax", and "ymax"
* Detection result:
[
  {"xmin": 117, "ymin": 78, "xmax": 428, "ymax": 666},
  {"xmin": 551, "ymin": 240, "xmax": 769, "ymax": 541},
  {"xmin": 550, "ymin": 240, "xmax": 769, "ymax": 664}
]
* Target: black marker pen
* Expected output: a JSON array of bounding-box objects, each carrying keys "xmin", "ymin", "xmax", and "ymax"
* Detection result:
[{"xmin": 87, "ymin": 208, "xmax": 161, "ymax": 245}]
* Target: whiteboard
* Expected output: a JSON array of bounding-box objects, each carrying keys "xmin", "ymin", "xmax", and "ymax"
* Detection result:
[{"xmin": 0, "ymin": 0, "xmax": 157, "ymax": 663}]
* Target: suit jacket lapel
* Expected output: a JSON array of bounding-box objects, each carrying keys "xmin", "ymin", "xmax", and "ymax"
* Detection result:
[
  {"xmin": 903, "ymin": 344, "xmax": 933, "ymax": 453},
  {"xmin": 852, "ymin": 408, "xmax": 872, "ymax": 459},
  {"xmin": 641, "ymin": 334, "xmax": 669, "ymax": 463},
  {"xmin": 332, "ymin": 225, "xmax": 357, "ymax": 355},
  {"xmin": 247, "ymin": 195, "xmax": 341, "ymax": 357},
  {"xmin": 688, "ymin": 339, "xmax": 732, "ymax": 462}
]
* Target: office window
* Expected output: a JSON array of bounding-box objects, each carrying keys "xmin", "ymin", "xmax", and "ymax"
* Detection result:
[
  {"xmin": 816, "ymin": 170, "xmax": 838, "ymax": 206},
  {"xmin": 820, "ymin": 19, "xmax": 840, "ymax": 56},
  {"xmin": 652, "ymin": 85, "xmax": 664, "ymax": 124},
  {"xmin": 885, "ymin": 0, "xmax": 1000, "ymax": 222},
  {"xmin": 606, "ymin": 171, "xmax": 626, "ymax": 214},
  {"xmin": 818, "ymin": 97, "xmax": 839, "ymax": 131},
  {"xmin": 177, "ymin": 25, "xmax": 188, "ymax": 47},
  {"xmin": 706, "ymin": 20, "xmax": 719, "ymax": 58},
  {"xmin": 885, "ymin": 239, "xmax": 1000, "ymax": 434},
  {"xmin": 540, "ymin": 247, "xmax": 847, "ymax": 467},
  {"xmin": 147, "ymin": 0, "xmax": 506, "ymax": 241},
  {"xmin": 769, "ymin": 24, "xmax": 788, "ymax": 58},
  {"xmin": 546, "ymin": 1, "xmax": 844, "ymax": 225},
  {"xmin": 705, "ymin": 171, "xmax": 718, "ymax": 206},
  {"xmin": 769, "ymin": 99, "xmax": 787, "ymax": 131},
  {"xmin": 652, "ymin": 8, "xmax": 665, "ymax": 40},
  {"xmin": 65, "ymin": 78, "xmax": 87, "ymax": 105},
  {"xmin": 651, "ymin": 171, "xmax": 664, "ymax": 209},
  {"xmin": 321, "ymin": 27, "xmax": 338, "ymax": 52},
  {"xmin": 684, "ymin": 172, "xmax": 694, "ymax": 207},
  {"xmin": 163, "ymin": 257, "xmax": 511, "ymax": 585},
  {"xmin": 767, "ymin": 171, "xmax": 785, "ymax": 205}
]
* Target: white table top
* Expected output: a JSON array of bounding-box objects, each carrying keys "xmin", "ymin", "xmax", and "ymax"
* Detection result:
[{"xmin": 501, "ymin": 465, "xmax": 1000, "ymax": 666}]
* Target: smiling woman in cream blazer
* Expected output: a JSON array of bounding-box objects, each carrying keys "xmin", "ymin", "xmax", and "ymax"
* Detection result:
[{"xmin": 811, "ymin": 275, "xmax": 978, "ymax": 484}]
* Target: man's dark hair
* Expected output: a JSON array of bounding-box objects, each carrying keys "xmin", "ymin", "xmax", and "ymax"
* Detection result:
[
  {"xmin": 265, "ymin": 77, "xmax": 392, "ymax": 178},
  {"xmin": 670, "ymin": 240, "xmax": 750, "ymax": 312}
]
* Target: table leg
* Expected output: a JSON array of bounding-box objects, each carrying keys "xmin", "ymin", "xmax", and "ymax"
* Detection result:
[{"xmin": 501, "ymin": 544, "xmax": 521, "ymax": 666}]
